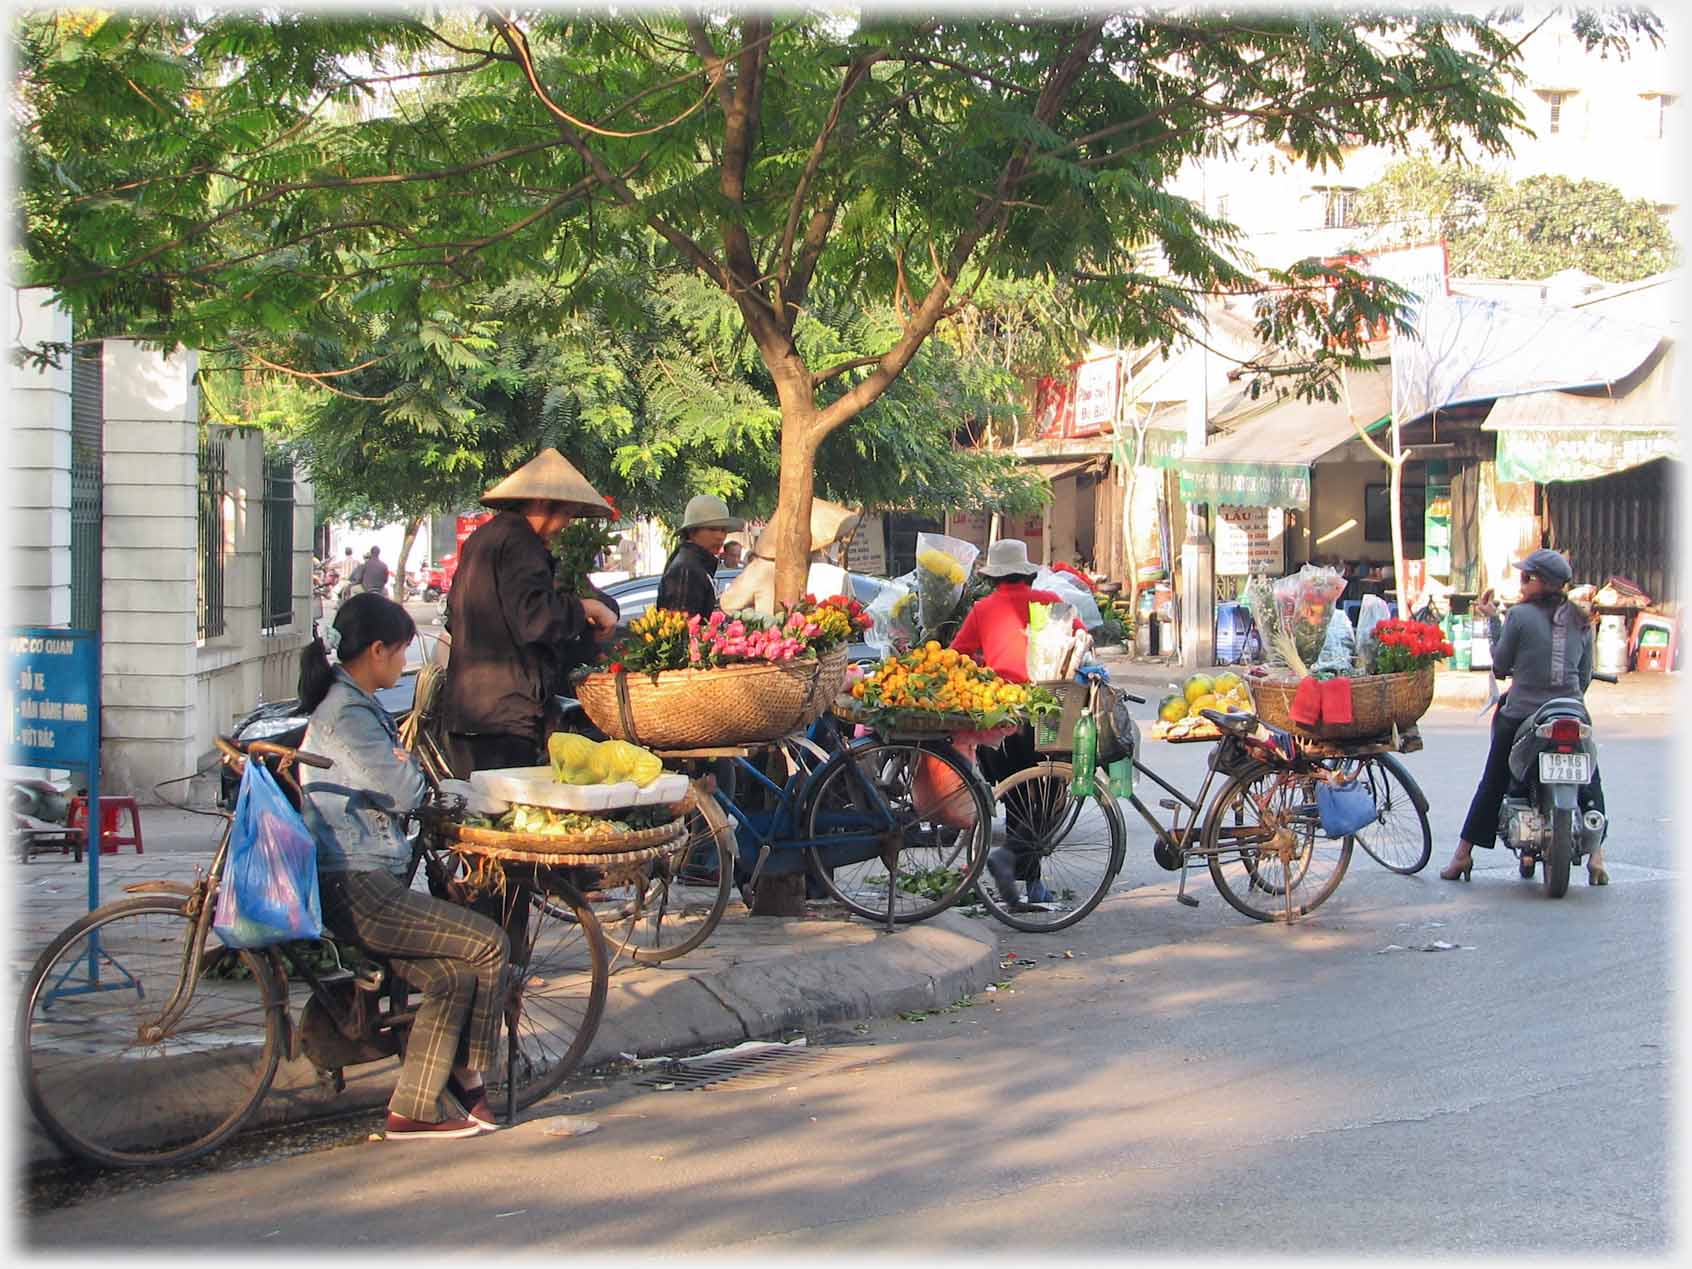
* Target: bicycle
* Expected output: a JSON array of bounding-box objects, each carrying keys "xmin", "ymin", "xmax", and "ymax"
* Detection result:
[
  {"xmin": 1122, "ymin": 708, "xmax": 1367, "ymax": 922},
  {"xmin": 1320, "ymin": 752, "xmax": 1432, "ymax": 875},
  {"xmin": 16, "ymin": 736, "xmax": 609, "ymax": 1170},
  {"xmin": 614, "ymin": 712, "xmax": 994, "ymax": 952}
]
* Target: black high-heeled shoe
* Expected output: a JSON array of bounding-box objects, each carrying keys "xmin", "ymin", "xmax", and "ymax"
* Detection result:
[{"xmin": 1438, "ymin": 854, "xmax": 1473, "ymax": 882}]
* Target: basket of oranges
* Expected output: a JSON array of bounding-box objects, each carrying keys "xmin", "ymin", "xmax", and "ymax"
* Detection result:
[{"xmin": 836, "ymin": 643, "xmax": 1059, "ymax": 735}]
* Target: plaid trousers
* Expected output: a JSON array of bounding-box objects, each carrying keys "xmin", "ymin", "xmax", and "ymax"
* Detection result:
[{"xmin": 320, "ymin": 869, "xmax": 510, "ymax": 1123}]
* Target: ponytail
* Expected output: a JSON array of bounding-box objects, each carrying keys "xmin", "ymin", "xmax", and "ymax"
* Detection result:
[
  {"xmin": 298, "ymin": 591, "xmax": 417, "ymax": 713},
  {"xmin": 297, "ymin": 634, "xmax": 338, "ymax": 715}
]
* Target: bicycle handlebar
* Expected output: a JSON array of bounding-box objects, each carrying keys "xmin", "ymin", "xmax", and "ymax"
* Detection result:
[
  {"xmin": 1591, "ymin": 672, "xmax": 1619, "ymax": 685},
  {"xmin": 214, "ymin": 735, "xmax": 333, "ymax": 769}
]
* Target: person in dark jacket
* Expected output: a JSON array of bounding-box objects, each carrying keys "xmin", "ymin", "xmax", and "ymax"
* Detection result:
[
  {"xmin": 360, "ymin": 546, "xmax": 390, "ymax": 596},
  {"xmin": 1440, "ymin": 548, "xmax": 1606, "ymax": 885},
  {"xmin": 656, "ymin": 494, "xmax": 745, "ymax": 619},
  {"xmin": 439, "ymin": 449, "xmax": 618, "ymax": 778}
]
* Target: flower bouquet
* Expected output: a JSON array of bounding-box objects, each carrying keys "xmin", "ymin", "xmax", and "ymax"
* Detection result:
[
  {"xmin": 912, "ymin": 532, "xmax": 979, "ymax": 635},
  {"xmin": 576, "ymin": 600, "xmax": 863, "ymax": 747},
  {"xmin": 845, "ymin": 642, "xmax": 1060, "ymax": 732},
  {"xmin": 552, "ymin": 497, "xmax": 622, "ymax": 597},
  {"xmin": 1367, "ymin": 619, "xmax": 1453, "ymax": 675}
]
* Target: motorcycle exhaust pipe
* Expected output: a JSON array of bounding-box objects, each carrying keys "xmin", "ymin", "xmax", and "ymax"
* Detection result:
[{"xmin": 1581, "ymin": 809, "xmax": 1607, "ymax": 851}]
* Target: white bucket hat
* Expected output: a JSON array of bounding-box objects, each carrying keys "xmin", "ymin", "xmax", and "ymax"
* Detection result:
[
  {"xmin": 977, "ymin": 539, "xmax": 1036, "ymax": 578},
  {"xmin": 680, "ymin": 494, "xmax": 745, "ymax": 532}
]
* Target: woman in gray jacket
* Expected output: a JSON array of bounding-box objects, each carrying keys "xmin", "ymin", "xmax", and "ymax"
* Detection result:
[
  {"xmin": 1440, "ymin": 550, "xmax": 1607, "ymax": 885},
  {"xmin": 299, "ymin": 592, "xmax": 509, "ymax": 1140}
]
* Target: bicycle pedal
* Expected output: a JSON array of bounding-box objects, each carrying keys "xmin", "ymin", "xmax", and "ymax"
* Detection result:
[
  {"xmin": 1158, "ymin": 799, "xmax": 1180, "ymax": 811},
  {"xmin": 353, "ymin": 962, "xmax": 386, "ymax": 992}
]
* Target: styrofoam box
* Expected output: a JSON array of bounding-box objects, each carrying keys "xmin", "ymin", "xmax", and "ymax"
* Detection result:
[{"xmin": 469, "ymin": 767, "xmax": 690, "ymax": 812}]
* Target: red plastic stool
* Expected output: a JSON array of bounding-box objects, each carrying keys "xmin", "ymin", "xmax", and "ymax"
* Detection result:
[{"xmin": 67, "ymin": 796, "xmax": 145, "ymax": 855}]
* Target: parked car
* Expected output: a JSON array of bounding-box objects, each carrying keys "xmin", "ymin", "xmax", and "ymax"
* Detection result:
[{"xmin": 600, "ymin": 569, "xmax": 883, "ymax": 664}]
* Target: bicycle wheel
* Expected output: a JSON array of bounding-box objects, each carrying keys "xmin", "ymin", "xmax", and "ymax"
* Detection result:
[
  {"xmin": 977, "ymin": 761, "xmax": 1127, "ymax": 933},
  {"xmin": 1330, "ymin": 754, "xmax": 1432, "ymax": 875},
  {"xmin": 598, "ymin": 786, "xmax": 734, "ymax": 964},
  {"xmin": 491, "ymin": 880, "xmax": 608, "ymax": 1111},
  {"xmin": 802, "ymin": 740, "xmax": 991, "ymax": 923},
  {"xmin": 1204, "ymin": 764, "xmax": 1353, "ymax": 922},
  {"xmin": 17, "ymin": 896, "xmax": 284, "ymax": 1168}
]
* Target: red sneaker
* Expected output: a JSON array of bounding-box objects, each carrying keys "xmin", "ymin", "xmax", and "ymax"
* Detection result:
[
  {"xmin": 383, "ymin": 1112, "xmax": 481, "ymax": 1140},
  {"xmin": 447, "ymin": 1076, "xmax": 500, "ymax": 1130}
]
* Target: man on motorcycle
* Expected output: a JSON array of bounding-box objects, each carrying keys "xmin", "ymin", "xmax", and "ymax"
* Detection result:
[{"xmin": 1441, "ymin": 549, "xmax": 1607, "ymax": 885}]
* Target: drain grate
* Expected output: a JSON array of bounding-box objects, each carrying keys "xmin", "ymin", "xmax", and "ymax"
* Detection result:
[{"xmin": 632, "ymin": 1044, "xmax": 870, "ymax": 1092}]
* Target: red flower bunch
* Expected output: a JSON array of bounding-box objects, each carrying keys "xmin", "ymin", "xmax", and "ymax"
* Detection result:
[
  {"xmin": 807, "ymin": 593, "xmax": 873, "ymax": 634},
  {"xmin": 1371, "ymin": 618, "xmax": 1454, "ymax": 674}
]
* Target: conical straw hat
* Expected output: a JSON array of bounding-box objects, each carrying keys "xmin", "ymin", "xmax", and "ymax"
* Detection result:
[{"xmin": 480, "ymin": 448, "xmax": 613, "ymax": 518}]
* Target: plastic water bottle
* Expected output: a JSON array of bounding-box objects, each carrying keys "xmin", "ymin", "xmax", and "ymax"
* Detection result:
[
  {"xmin": 1107, "ymin": 755, "xmax": 1135, "ymax": 799},
  {"xmin": 1070, "ymin": 709, "xmax": 1097, "ymax": 798}
]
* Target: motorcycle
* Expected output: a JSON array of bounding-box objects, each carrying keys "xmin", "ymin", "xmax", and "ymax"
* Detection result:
[{"xmin": 1498, "ymin": 670, "xmax": 1617, "ymax": 898}]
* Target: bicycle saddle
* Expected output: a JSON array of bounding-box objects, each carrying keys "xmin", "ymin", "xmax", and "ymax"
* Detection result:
[{"xmin": 1200, "ymin": 708, "xmax": 1258, "ymax": 735}]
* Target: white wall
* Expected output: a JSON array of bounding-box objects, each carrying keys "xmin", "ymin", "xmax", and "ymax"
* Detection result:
[
  {"xmin": 99, "ymin": 339, "xmax": 202, "ymax": 798},
  {"xmin": 8, "ymin": 289, "xmax": 74, "ymax": 628}
]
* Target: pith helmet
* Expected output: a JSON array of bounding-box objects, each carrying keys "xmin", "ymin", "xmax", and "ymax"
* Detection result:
[
  {"xmin": 480, "ymin": 448, "xmax": 613, "ymax": 518},
  {"xmin": 680, "ymin": 494, "xmax": 746, "ymax": 532}
]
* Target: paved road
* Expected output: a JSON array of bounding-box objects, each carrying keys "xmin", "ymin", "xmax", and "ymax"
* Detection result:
[{"xmin": 18, "ymin": 703, "xmax": 1678, "ymax": 1252}]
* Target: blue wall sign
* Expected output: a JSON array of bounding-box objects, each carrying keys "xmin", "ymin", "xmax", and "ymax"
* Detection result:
[{"xmin": 8, "ymin": 628, "xmax": 100, "ymax": 769}]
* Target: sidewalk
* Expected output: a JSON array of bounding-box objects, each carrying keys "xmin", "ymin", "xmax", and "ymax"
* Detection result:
[
  {"xmin": 12, "ymin": 816, "xmax": 998, "ymax": 1168},
  {"xmin": 1093, "ymin": 651, "xmax": 1683, "ymax": 717}
]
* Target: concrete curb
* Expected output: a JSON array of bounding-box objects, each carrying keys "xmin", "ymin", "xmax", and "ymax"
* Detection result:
[{"xmin": 23, "ymin": 905, "xmax": 998, "ymax": 1168}]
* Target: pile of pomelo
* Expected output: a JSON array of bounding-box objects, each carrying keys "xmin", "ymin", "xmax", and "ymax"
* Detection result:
[{"xmin": 1157, "ymin": 671, "xmax": 1253, "ymax": 724}]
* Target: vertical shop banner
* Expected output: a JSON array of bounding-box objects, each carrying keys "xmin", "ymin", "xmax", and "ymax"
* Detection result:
[
  {"xmin": 1423, "ymin": 465, "xmax": 1452, "ymax": 579},
  {"xmin": 1071, "ymin": 356, "xmax": 1121, "ymax": 437},
  {"xmin": 1214, "ymin": 505, "xmax": 1284, "ymax": 575},
  {"xmin": 1034, "ymin": 374, "xmax": 1074, "ymax": 440}
]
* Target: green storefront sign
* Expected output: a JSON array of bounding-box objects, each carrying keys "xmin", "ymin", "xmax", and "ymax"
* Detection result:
[
  {"xmin": 1495, "ymin": 428, "xmax": 1679, "ymax": 483},
  {"xmin": 1174, "ymin": 461, "xmax": 1310, "ymax": 510}
]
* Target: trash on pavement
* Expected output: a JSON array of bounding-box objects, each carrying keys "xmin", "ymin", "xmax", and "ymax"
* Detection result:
[{"xmin": 543, "ymin": 1116, "xmax": 602, "ymax": 1137}]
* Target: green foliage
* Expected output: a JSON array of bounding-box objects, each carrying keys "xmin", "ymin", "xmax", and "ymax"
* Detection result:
[
  {"xmin": 13, "ymin": 7, "xmax": 1662, "ymax": 571},
  {"xmin": 1354, "ymin": 155, "xmax": 1678, "ymax": 283}
]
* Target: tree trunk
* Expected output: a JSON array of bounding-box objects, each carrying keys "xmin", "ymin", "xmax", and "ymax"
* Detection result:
[
  {"xmin": 394, "ymin": 516, "xmax": 425, "ymax": 602},
  {"xmin": 769, "ymin": 413, "xmax": 822, "ymax": 605}
]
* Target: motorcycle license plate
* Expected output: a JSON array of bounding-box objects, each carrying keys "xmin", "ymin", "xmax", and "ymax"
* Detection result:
[{"xmin": 1538, "ymin": 752, "xmax": 1591, "ymax": 784}]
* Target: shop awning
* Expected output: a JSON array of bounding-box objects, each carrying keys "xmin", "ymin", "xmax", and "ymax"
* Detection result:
[
  {"xmin": 1484, "ymin": 341, "xmax": 1680, "ymax": 482},
  {"xmin": 1165, "ymin": 368, "xmax": 1393, "ymax": 509},
  {"xmin": 1028, "ymin": 456, "xmax": 1105, "ymax": 483}
]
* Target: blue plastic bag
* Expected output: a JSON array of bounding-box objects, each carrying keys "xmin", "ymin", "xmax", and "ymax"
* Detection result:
[
  {"xmin": 1316, "ymin": 775, "xmax": 1378, "ymax": 840},
  {"xmin": 213, "ymin": 758, "xmax": 323, "ymax": 948}
]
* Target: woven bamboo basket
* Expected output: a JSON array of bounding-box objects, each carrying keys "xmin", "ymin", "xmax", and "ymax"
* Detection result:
[
  {"xmin": 831, "ymin": 697, "xmax": 980, "ymax": 735},
  {"xmin": 1249, "ymin": 666, "xmax": 1435, "ymax": 741},
  {"xmin": 576, "ymin": 647, "xmax": 847, "ymax": 748},
  {"xmin": 444, "ymin": 815, "xmax": 686, "ymax": 862}
]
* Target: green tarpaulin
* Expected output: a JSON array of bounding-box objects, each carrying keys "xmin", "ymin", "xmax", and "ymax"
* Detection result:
[{"xmin": 1495, "ymin": 427, "xmax": 1679, "ymax": 483}]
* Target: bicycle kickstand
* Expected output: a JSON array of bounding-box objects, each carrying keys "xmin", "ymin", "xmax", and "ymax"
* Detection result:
[{"xmin": 1174, "ymin": 845, "xmax": 1200, "ymax": 908}]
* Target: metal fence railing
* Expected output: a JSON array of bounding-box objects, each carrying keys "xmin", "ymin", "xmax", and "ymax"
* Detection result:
[
  {"xmin": 261, "ymin": 454, "xmax": 296, "ymax": 633},
  {"xmin": 196, "ymin": 435, "xmax": 226, "ymax": 641}
]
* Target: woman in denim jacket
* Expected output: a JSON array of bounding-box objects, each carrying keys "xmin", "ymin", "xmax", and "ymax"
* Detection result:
[{"xmin": 298, "ymin": 592, "xmax": 509, "ymax": 1141}]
